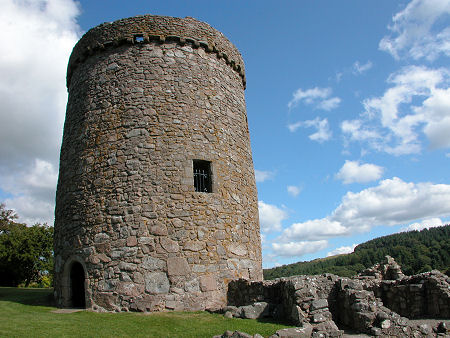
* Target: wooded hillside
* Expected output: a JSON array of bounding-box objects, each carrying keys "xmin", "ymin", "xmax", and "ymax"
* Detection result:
[{"xmin": 264, "ymin": 225, "xmax": 450, "ymax": 280}]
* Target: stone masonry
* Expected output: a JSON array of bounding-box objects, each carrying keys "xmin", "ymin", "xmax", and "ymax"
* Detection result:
[
  {"xmin": 225, "ymin": 257, "xmax": 449, "ymax": 337},
  {"xmin": 54, "ymin": 15, "xmax": 262, "ymax": 312}
]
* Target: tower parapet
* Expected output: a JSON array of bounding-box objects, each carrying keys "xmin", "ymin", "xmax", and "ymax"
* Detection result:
[{"xmin": 67, "ymin": 15, "xmax": 246, "ymax": 88}]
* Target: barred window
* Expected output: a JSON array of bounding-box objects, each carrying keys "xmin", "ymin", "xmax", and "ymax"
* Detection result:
[{"xmin": 193, "ymin": 160, "xmax": 212, "ymax": 193}]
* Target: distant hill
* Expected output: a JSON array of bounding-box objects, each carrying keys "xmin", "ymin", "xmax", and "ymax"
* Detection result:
[{"xmin": 264, "ymin": 225, "xmax": 450, "ymax": 280}]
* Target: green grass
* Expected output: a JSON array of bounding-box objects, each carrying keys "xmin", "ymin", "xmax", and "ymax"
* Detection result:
[{"xmin": 0, "ymin": 287, "xmax": 291, "ymax": 337}]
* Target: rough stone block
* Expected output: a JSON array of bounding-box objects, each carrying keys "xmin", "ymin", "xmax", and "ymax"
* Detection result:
[
  {"xmin": 228, "ymin": 243, "xmax": 247, "ymax": 256},
  {"xmin": 149, "ymin": 223, "xmax": 168, "ymax": 236},
  {"xmin": 144, "ymin": 272, "xmax": 170, "ymax": 294},
  {"xmin": 167, "ymin": 257, "xmax": 190, "ymax": 276},
  {"xmin": 271, "ymin": 324, "xmax": 313, "ymax": 338},
  {"xmin": 310, "ymin": 299, "xmax": 328, "ymax": 311},
  {"xmin": 142, "ymin": 256, "xmax": 166, "ymax": 270},
  {"xmin": 240, "ymin": 302, "xmax": 269, "ymax": 319},
  {"xmin": 200, "ymin": 275, "xmax": 217, "ymax": 291},
  {"xmin": 116, "ymin": 282, "xmax": 143, "ymax": 297},
  {"xmin": 126, "ymin": 236, "xmax": 137, "ymax": 246},
  {"xmin": 184, "ymin": 240, "xmax": 206, "ymax": 252},
  {"xmin": 184, "ymin": 278, "xmax": 200, "ymax": 293},
  {"xmin": 93, "ymin": 292, "xmax": 118, "ymax": 311},
  {"xmin": 119, "ymin": 262, "xmax": 137, "ymax": 271},
  {"xmin": 160, "ymin": 237, "xmax": 179, "ymax": 253},
  {"xmin": 165, "ymin": 300, "xmax": 184, "ymax": 311}
]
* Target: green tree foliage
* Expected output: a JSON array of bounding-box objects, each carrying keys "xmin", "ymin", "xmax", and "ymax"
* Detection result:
[
  {"xmin": 264, "ymin": 225, "xmax": 450, "ymax": 280},
  {"xmin": 0, "ymin": 204, "xmax": 53, "ymax": 287}
]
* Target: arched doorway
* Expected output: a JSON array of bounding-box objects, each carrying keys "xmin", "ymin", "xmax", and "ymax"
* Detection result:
[{"xmin": 70, "ymin": 262, "xmax": 85, "ymax": 308}]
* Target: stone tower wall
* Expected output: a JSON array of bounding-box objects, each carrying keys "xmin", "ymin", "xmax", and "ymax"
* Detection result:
[{"xmin": 54, "ymin": 15, "xmax": 262, "ymax": 312}]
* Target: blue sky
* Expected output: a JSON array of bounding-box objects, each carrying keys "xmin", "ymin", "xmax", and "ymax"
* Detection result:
[{"xmin": 0, "ymin": 0, "xmax": 449, "ymax": 268}]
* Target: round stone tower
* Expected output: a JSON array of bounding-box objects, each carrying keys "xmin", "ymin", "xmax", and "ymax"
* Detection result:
[{"xmin": 54, "ymin": 15, "xmax": 262, "ymax": 312}]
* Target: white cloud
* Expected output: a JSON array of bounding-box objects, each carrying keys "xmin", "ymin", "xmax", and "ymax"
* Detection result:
[
  {"xmin": 3, "ymin": 159, "xmax": 58, "ymax": 225},
  {"xmin": 353, "ymin": 61, "xmax": 373, "ymax": 75},
  {"xmin": 255, "ymin": 169, "xmax": 274, "ymax": 182},
  {"xmin": 289, "ymin": 118, "xmax": 332, "ymax": 143},
  {"xmin": 272, "ymin": 240, "xmax": 328, "ymax": 257},
  {"xmin": 335, "ymin": 160, "xmax": 384, "ymax": 184},
  {"xmin": 287, "ymin": 185, "xmax": 301, "ymax": 197},
  {"xmin": 401, "ymin": 217, "xmax": 444, "ymax": 231},
  {"xmin": 341, "ymin": 120, "xmax": 381, "ymax": 143},
  {"xmin": 379, "ymin": 0, "xmax": 450, "ymax": 61},
  {"xmin": 344, "ymin": 66, "xmax": 450, "ymax": 154},
  {"xmin": 287, "ymin": 121, "xmax": 302, "ymax": 132},
  {"xmin": 0, "ymin": 0, "xmax": 80, "ymax": 225},
  {"xmin": 326, "ymin": 244, "xmax": 357, "ymax": 257},
  {"xmin": 317, "ymin": 97, "xmax": 341, "ymax": 111},
  {"xmin": 333, "ymin": 177, "xmax": 450, "ymax": 228},
  {"xmin": 23, "ymin": 159, "xmax": 59, "ymax": 191},
  {"xmin": 288, "ymin": 87, "xmax": 341, "ymax": 111},
  {"xmin": 5, "ymin": 195, "xmax": 55, "ymax": 226},
  {"xmin": 306, "ymin": 118, "xmax": 332, "ymax": 142},
  {"xmin": 258, "ymin": 201, "xmax": 288, "ymax": 233},
  {"xmin": 279, "ymin": 219, "xmax": 349, "ymax": 242},
  {"xmin": 418, "ymin": 87, "xmax": 450, "ymax": 148},
  {"xmin": 278, "ymin": 177, "xmax": 450, "ymax": 242}
]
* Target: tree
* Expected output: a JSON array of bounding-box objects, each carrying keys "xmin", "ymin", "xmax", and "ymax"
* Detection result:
[
  {"xmin": 264, "ymin": 225, "xmax": 450, "ymax": 279},
  {"xmin": 0, "ymin": 203, "xmax": 18, "ymax": 233},
  {"xmin": 0, "ymin": 204, "xmax": 53, "ymax": 287}
]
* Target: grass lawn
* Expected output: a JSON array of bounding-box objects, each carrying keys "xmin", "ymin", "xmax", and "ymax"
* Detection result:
[{"xmin": 0, "ymin": 287, "xmax": 292, "ymax": 337}]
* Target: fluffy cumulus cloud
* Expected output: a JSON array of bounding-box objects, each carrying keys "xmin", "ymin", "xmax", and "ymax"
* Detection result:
[
  {"xmin": 279, "ymin": 219, "xmax": 350, "ymax": 241},
  {"xmin": 344, "ymin": 0, "xmax": 450, "ymax": 155},
  {"xmin": 0, "ymin": 0, "xmax": 80, "ymax": 224},
  {"xmin": 277, "ymin": 177, "xmax": 450, "ymax": 243},
  {"xmin": 417, "ymin": 86, "xmax": 450, "ymax": 149},
  {"xmin": 401, "ymin": 217, "xmax": 445, "ymax": 231},
  {"xmin": 272, "ymin": 240, "xmax": 328, "ymax": 257},
  {"xmin": 326, "ymin": 244, "xmax": 357, "ymax": 257},
  {"xmin": 258, "ymin": 201, "xmax": 288, "ymax": 233},
  {"xmin": 288, "ymin": 87, "xmax": 341, "ymax": 111},
  {"xmin": 255, "ymin": 169, "xmax": 274, "ymax": 182},
  {"xmin": 379, "ymin": 0, "xmax": 450, "ymax": 61},
  {"xmin": 288, "ymin": 118, "xmax": 332, "ymax": 143},
  {"xmin": 335, "ymin": 160, "xmax": 384, "ymax": 184},
  {"xmin": 343, "ymin": 66, "xmax": 450, "ymax": 154}
]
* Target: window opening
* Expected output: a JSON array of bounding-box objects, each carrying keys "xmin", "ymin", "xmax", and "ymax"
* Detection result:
[
  {"xmin": 193, "ymin": 160, "xmax": 212, "ymax": 193},
  {"xmin": 134, "ymin": 34, "xmax": 144, "ymax": 43},
  {"xmin": 70, "ymin": 262, "xmax": 86, "ymax": 308}
]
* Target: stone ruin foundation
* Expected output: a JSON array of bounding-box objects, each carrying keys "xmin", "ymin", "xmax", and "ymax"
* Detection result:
[{"xmin": 223, "ymin": 256, "xmax": 450, "ymax": 337}]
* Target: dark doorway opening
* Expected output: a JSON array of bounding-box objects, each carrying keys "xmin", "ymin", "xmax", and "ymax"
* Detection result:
[{"xmin": 70, "ymin": 262, "xmax": 85, "ymax": 308}]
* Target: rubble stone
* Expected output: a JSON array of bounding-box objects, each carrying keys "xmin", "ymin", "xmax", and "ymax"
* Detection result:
[
  {"xmin": 270, "ymin": 325, "xmax": 313, "ymax": 337},
  {"xmin": 225, "ymin": 257, "xmax": 449, "ymax": 337}
]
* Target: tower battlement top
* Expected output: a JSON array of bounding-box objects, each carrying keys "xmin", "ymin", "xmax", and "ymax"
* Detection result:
[{"xmin": 67, "ymin": 15, "xmax": 246, "ymax": 88}]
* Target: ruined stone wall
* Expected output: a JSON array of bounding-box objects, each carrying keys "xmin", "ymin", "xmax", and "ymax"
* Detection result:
[
  {"xmin": 54, "ymin": 15, "xmax": 262, "ymax": 312},
  {"xmin": 377, "ymin": 271, "xmax": 450, "ymax": 319},
  {"xmin": 226, "ymin": 268, "xmax": 450, "ymax": 336}
]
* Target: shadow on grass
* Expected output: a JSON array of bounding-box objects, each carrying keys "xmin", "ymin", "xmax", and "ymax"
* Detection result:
[
  {"xmin": 255, "ymin": 316, "xmax": 294, "ymax": 326},
  {"xmin": 0, "ymin": 287, "xmax": 54, "ymax": 307}
]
